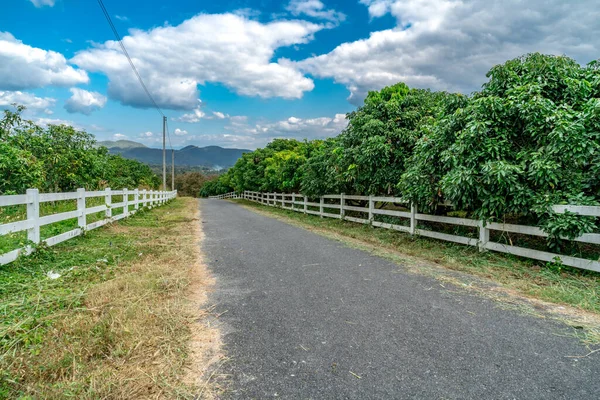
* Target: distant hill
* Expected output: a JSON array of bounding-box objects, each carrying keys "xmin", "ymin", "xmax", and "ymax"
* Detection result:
[
  {"xmin": 97, "ymin": 140, "xmax": 249, "ymax": 169},
  {"xmin": 96, "ymin": 140, "xmax": 147, "ymax": 149}
]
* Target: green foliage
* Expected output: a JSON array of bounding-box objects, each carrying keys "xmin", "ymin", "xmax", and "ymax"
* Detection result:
[
  {"xmin": 0, "ymin": 106, "xmax": 159, "ymax": 194},
  {"xmin": 174, "ymin": 172, "xmax": 209, "ymax": 197},
  {"xmin": 199, "ymin": 53, "xmax": 600, "ymax": 244}
]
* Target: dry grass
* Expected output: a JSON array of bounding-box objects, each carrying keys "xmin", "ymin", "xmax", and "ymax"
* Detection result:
[{"xmin": 0, "ymin": 198, "xmax": 223, "ymax": 399}]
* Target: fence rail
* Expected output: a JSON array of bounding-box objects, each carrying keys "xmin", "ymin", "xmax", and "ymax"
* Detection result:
[
  {"xmin": 209, "ymin": 192, "xmax": 241, "ymax": 200},
  {"xmin": 0, "ymin": 188, "xmax": 177, "ymax": 266},
  {"xmin": 213, "ymin": 191, "xmax": 600, "ymax": 273}
]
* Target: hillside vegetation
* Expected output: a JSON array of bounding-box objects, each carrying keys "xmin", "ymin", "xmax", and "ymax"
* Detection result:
[
  {"xmin": 0, "ymin": 106, "xmax": 160, "ymax": 194},
  {"xmin": 101, "ymin": 140, "xmax": 250, "ymax": 169},
  {"xmin": 201, "ymin": 53, "xmax": 600, "ymax": 248}
]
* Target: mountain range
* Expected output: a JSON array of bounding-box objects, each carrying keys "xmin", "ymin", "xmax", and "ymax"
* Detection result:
[{"xmin": 97, "ymin": 140, "xmax": 249, "ymax": 169}]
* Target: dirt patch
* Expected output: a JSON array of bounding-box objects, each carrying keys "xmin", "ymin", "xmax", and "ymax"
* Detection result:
[{"xmin": 184, "ymin": 202, "xmax": 225, "ymax": 399}]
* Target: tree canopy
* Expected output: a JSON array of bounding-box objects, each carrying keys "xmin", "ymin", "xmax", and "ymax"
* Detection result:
[
  {"xmin": 199, "ymin": 53, "xmax": 600, "ymax": 242},
  {"xmin": 0, "ymin": 107, "xmax": 160, "ymax": 194}
]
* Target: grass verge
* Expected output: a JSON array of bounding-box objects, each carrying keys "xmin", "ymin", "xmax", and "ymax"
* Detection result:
[
  {"xmin": 0, "ymin": 197, "xmax": 221, "ymax": 399},
  {"xmin": 234, "ymin": 199, "xmax": 600, "ymax": 342}
]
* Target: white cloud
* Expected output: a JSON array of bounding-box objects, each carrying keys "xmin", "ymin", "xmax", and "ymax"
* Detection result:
[
  {"xmin": 113, "ymin": 133, "xmax": 127, "ymax": 140},
  {"xmin": 35, "ymin": 117, "xmax": 79, "ymax": 129},
  {"xmin": 139, "ymin": 131, "xmax": 154, "ymax": 138},
  {"xmin": 175, "ymin": 105, "xmax": 206, "ymax": 123},
  {"xmin": 174, "ymin": 128, "xmax": 188, "ymax": 136},
  {"xmin": 64, "ymin": 88, "xmax": 107, "ymax": 115},
  {"xmin": 115, "ymin": 15, "xmax": 129, "ymax": 21},
  {"xmin": 131, "ymin": 113, "xmax": 347, "ymax": 149},
  {"xmin": 230, "ymin": 115, "xmax": 248, "ymax": 123},
  {"xmin": 256, "ymin": 113, "xmax": 348, "ymax": 138},
  {"xmin": 29, "ymin": 0, "xmax": 55, "ymax": 7},
  {"xmin": 299, "ymin": 0, "xmax": 600, "ymax": 104},
  {"xmin": 286, "ymin": 0, "xmax": 346, "ymax": 24},
  {"xmin": 213, "ymin": 111, "xmax": 227, "ymax": 119},
  {"xmin": 71, "ymin": 13, "xmax": 325, "ymax": 110},
  {"xmin": 224, "ymin": 112, "xmax": 348, "ymax": 147},
  {"xmin": 0, "ymin": 90, "xmax": 55, "ymax": 112},
  {"xmin": 0, "ymin": 32, "xmax": 88, "ymax": 90}
]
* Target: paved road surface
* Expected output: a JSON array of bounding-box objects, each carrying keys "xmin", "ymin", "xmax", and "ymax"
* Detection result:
[{"xmin": 200, "ymin": 199, "xmax": 599, "ymax": 399}]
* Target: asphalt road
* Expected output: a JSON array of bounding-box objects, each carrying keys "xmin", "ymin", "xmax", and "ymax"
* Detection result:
[{"xmin": 200, "ymin": 199, "xmax": 599, "ymax": 399}]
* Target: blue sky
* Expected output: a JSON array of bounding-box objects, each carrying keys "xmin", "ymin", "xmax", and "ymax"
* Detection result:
[{"xmin": 1, "ymin": 0, "xmax": 599, "ymax": 149}]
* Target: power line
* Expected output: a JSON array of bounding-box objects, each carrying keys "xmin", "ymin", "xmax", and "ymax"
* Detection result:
[
  {"xmin": 96, "ymin": 0, "xmax": 164, "ymax": 117},
  {"xmin": 165, "ymin": 118, "xmax": 173, "ymax": 150},
  {"xmin": 97, "ymin": 0, "xmax": 175, "ymax": 189}
]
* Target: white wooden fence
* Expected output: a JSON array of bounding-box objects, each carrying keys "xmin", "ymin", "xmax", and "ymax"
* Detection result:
[
  {"xmin": 215, "ymin": 191, "xmax": 600, "ymax": 273},
  {"xmin": 0, "ymin": 188, "xmax": 177, "ymax": 265},
  {"xmin": 209, "ymin": 192, "xmax": 240, "ymax": 200}
]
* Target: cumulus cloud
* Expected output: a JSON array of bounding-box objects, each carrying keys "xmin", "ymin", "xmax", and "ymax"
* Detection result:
[
  {"xmin": 224, "ymin": 113, "xmax": 348, "ymax": 147},
  {"xmin": 113, "ymin": 133, "xmax": 127, "ymax": 140},
  {"xmin": 298, "ymin": 0, "xmax": 600, "ymax": 104},
  {"xmin": 175, "ymin": 106, "xmax": 206, "ymax": 123},
  {"xmin": 0, "ymin": 90, "xmax": 55, "ymax": 113},
  {"xmin": 286, "ymin": 0, "xmax": 346, "ymax": 24},
  {"xmin": 256, "ymin": 113, "xmax": 348, "ymax": 138},
  {"xmin": 71, "ymin": 13, "xmax": 324, "ymax": 110},
  {"xmin": 139, "ymin": 131, "xmax": 154, "ymax": 138},
  {"xmin": 174, "ymin": 128, "xmax": 188, "ymax": 136},
  {"xmin": 132, "ymin": 113, "xmax": 347, "ymax": 149},
  {"xmin": 0, "ymin": 32, "xmax": 88, "ymax": 91},
  {"xmin": 64, "ymin": 88, "xmax": 107, "ymax": 115},
  {"xmin": 29, "ymin": 0, "xmax": 55, "ymax": 7},
  {"xmin": 213, "ymin": 111, "xmax": 227, "ymax": 119},
  {"xmin": 35, "ymin": 117, "xmax": 80, "ymax": 129}
]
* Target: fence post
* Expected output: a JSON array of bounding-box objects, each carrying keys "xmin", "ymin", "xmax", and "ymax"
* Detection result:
[
  {"xmin": 142, "ymin": 189, "xmax": 147, "ymax": 208},
  {"xmin": 410, "ymin": 202, "xmax": 417, "ymax": 235},
  {"xmin": 281, "ymin": 193, "xmax": 285, "ymax": 208},
  {"xmin": 304, "ymin": 196, "xmax": 308, "ymax": 214},
  {"xmin": 134, "ymin": 189, "xmax": 139, "ymax": 211},
  {"xmin": 319, "ymin": 196, "xmax": 324, "ymax": 218},
  {"xmin": 105, "ymin": 188, "xmax": 112, "ymax": 219},
  {"xmin": 292, "ymin": 193, "xmax": 295, "ymax": 211},
  {"xmin": 340, "ymin": 193, "xmax": 345, "ymax": 220},
  {"xmin": 77, "ymin": 188, "xmax": 86, "ymax": 230},
  {"xmin": 123, "ymin": 188, "xmax": 129, "ymax": 216},
  {"xmin": 368, "ymin": 195, "xmax": 374, "ymax": 225},
  {"xmin": 479, "ymin": 220, "xmax": 489, "ymax": 252},
  {"xmin": 26, "ymin": 188, "xmax": 40, "ymax": 246}
]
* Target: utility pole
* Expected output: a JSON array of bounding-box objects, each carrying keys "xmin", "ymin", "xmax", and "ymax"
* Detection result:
[
  {"xmin": 171, "ymin": 149, "xmax": 175, "ymax": 191},
  {"xmin": 162, "ymin": 116, "xmax": 166, "ymax": 190}
]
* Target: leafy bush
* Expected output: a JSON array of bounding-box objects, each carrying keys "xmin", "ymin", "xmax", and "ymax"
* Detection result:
[
  {"xmin": 0, "ymin": 106, "xmax": 159, "ymax": 194},
  {"xmin": 199, "ymin": 53, "xmax": 600, "ymax": 243}
]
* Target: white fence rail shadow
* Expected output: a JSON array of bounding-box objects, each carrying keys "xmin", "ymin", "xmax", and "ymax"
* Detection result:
[
  {"xmin": 0, "ymin": 188, "xmax": 177, "ymax": 265},
  {"xmin": 215, "ymin": 191, "xmax": 600, "ymax": 273}
]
